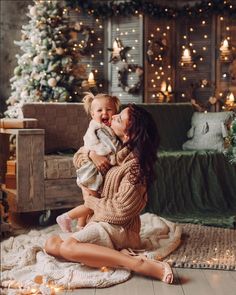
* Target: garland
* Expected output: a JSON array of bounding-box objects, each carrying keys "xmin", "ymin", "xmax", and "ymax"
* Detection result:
[
  {"xmin": 65, "ymin": 0, "xmax": 236, "ymax": 19},
  {"xmin": 118, "ymin": 64, "xmax": 143, "ymax": 95}
]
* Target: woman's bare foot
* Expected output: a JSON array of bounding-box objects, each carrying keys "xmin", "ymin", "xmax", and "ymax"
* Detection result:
[{"xmin": 121, "ymin": 249, "xmax": 173, "ymax": 284}]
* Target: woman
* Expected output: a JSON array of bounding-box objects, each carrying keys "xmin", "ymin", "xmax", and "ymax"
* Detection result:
[{"xmin": 45, "ymin": 104, "xmax": 173, "ymax": 284}]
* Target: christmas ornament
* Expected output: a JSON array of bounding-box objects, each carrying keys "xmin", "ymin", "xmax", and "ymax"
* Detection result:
[
  {"xmin": 20, "ymin": 90, "xmax": 28, "ymax": 100},
  {"xmin": 29, "ymin": 6, "xmax": 38, "ymax": 17},
  {"xmin": 55, "ymin": 47, "xmax": 64, "ymax": 55},
  {"xmin": 48, "ymin": 77, "xmax": 57, "ymax": 87},
  {"xmin": 108, "ymin": 38, "xmax": 131, "ymax": 64},
  {"xmin": 33, "ymin": 55, "xmax": 43, "ymax": 65},
  {"xmin": 14, "ymin": 66, "xmax": 22, "ymax": 76}
]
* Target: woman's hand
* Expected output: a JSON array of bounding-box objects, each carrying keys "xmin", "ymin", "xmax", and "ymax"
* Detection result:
[{"xmin": 89, "ymin": 151, "xmax": 111, "ymax": 174}]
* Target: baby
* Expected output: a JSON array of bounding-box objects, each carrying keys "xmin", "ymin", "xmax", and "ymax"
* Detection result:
[{"xmin": 56, "ymin": 93, "xmax": 121, "ymax": 232}]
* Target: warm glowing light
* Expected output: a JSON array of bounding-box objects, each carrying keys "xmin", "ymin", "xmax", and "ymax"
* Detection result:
[
  {"xmin": 88, "ymin": 72, "xmax": 95, "ymax": 86},
  {"xmin": 226, "ymin": 92, "xmax": 235, "ymax": 106},
  {"xmin": 161, "ymin": 81, "xmax": 167, "ymax": 92},
  {"xmin": 181, "ymin": 48, "xmax": 192, "ymax": 64},
  {"xmin": 220, "ymin": 39, "xmax": 229, "ymax": 51}
]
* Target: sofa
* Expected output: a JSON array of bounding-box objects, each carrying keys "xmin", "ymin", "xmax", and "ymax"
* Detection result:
[{"xmin": 1, "ymin": 102, "xmax": 236, "ymax": 227}]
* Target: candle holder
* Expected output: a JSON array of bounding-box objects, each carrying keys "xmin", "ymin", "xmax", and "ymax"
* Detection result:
[
  {"xmin": 225, "ymin": 92, "xmax": 235, "ymax": 108},
  {"xmin": 180, "ymin": 48, "xmax": 193, "ymax": 67},
  {"xmin": 220, "ymin": 39, "xmax": 232, "ymax": 62}
]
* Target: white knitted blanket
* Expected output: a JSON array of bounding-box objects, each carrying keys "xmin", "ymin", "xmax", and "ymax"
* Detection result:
[{"xmin": 1, "ymin": 213, "xmax": 182, "ymax": 294}]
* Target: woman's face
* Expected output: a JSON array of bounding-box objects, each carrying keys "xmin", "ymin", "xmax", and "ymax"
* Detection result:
[{"xmin": 111, "ymin": 107, "xmax": 130, "ymax": 142}]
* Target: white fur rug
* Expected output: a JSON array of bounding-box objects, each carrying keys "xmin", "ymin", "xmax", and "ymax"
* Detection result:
[{"xmin": 0, "ymin": 213, "xmax": 182, "ymax": 294}]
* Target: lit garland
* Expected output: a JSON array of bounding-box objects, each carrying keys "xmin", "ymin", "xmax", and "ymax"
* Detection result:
[{"xmin": 65, "ymin": 0, "xmax": 236, "ymax": 19}]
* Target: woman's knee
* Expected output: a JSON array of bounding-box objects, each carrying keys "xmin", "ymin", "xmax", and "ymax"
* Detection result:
[
  {"xmin": 60, "ymin": 237, "xmax": 79, "ymax": 260},
  {"xmin": 44, "ymin": 235, "xmax": 62, "ymax": 256}
]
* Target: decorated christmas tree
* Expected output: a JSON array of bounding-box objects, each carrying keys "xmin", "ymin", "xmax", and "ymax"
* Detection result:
[
  {"xmin": 225, "ymin": 118, "xmax": 236, "ymax": 164},
  {"xmin": 5, "ymin": 0, "xmax": 86, "ymax": 118}
]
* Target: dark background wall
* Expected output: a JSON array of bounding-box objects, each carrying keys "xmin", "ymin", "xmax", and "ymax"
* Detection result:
[{"xmin": 0, "ymin": 0, "xmax": 31, "ymax": 115}]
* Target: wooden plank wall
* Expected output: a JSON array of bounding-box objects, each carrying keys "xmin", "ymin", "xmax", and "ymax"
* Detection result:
[
  {"xmin": 216, "ymin": 16, "xmax": 236, "ymax": 98},
  {"xmin": 174, "ymin": 16, "xmax": 215, "ymax": 104},
  {"xmin": 69, "ymin": 10, "xmax": 106, "ymax": 100},
  {"xmin": 108, "ymin": 15, "xmax": 143, "ymax": 104},
  {"xmin": 144, "ymin": 17, "xmax": 175, "ymax": 103},
  {"xmin": 69, "ymin": 7, "xmax": 236, "ymax": 106}
]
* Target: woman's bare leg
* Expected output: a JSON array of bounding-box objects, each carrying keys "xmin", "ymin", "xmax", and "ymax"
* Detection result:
[{"xmin": 51, "ymin": 237, "xmax": 173, "ymax": 283}]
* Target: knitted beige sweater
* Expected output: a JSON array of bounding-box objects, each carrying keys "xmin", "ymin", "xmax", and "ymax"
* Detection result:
[{"xmin": 73, "ymin": 147, "xmax": 147, "ymax": 233}]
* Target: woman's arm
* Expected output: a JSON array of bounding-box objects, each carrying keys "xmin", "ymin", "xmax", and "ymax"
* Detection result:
[
  {"xmin": 73, "ymin": 147, "xmax": 110, "ymax": 173},
  {"xmin": 83, "ymin": 173, "xmax": 147, "ymax": 224}
]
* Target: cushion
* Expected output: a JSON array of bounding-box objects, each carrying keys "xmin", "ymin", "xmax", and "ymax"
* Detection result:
[{"xmin": 182, "ymin": 111, "xmax": 235, "ymax": 151}]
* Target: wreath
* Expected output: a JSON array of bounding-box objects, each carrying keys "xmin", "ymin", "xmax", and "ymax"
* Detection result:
[
  {"xmin": 146, "ymin": 37, "xmax": 168, "ymax": 65},
  {"xmin": 118, "ymin": 64, "xmax": 143, "ymax": 95},
  {"xmin": 71, "ymin": 23, "xmax": 96, "ymax": 56},
  {"xmin": 189, "ymin": 80, "xmax": 224, "ymax": 112}
]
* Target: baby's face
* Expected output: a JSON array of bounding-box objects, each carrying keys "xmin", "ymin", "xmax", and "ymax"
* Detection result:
[{"xmin": 90, "ymin": 97, "xmax": 117, "ymax": 126}]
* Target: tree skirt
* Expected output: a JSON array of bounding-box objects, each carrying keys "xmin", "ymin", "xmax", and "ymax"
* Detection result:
[
  {"xmin": 0, "ymin": 213, "xmax": 181, "ymax": 294},
  {"xmin": 164, "ymin": 223, "xmax": 236, "ymax": 271}
]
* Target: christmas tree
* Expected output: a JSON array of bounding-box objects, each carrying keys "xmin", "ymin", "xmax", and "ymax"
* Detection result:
[
  {"xmin": 5, "ymin": 0, "xmax": 86, "ymax": 118},
  {"xmin": 225, "ymin": 118, "xmax": 236, "ymax": 164}
]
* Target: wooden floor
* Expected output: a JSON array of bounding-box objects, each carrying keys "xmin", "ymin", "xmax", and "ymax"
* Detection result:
[{"xmin": 49, "ymin": 268, "xmax": 236, "ymax": 295}]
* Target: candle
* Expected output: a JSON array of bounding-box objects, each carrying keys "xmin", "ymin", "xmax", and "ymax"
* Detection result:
[
  {"xmin": 161, "ymin": 81, "xmax": 167, "ymax": 92},
  {"xmin": 167, "ymin": 84, "xmax": 172, "ymax": 93},
  {"xmin": 220, "ymin": 39, "xmax": 229, "ymax": 52},
  {"xmin": 181, "ymin": 48, "xmax": 192, "ymax": 63},
  {"xmin": 113, "ymin": 40, "xmax": 118, "ymax": 50},
  {"xmin": 226, "ymin": 92, "xmax": 235, "ymax": 106},
  {"xmin": 112, "ymin": 39, "xmax": 120, "ymax": 56},
  {"xmin": 88, "ymin": 72, "xmax": 95, "ymax": 86}
]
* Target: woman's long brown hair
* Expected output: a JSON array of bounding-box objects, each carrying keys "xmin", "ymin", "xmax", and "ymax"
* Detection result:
[{"xmin": 125, "ymin": 104, "xmax": 160, "ymax": 186}]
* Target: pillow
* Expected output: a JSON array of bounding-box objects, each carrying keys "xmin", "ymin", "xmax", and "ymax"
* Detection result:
[{"xmin": 182, "ymin": 111, "xmax": 235, "ymax": 151}]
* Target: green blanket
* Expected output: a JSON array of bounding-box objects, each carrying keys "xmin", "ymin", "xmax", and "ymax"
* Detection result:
[{"xmin": 146, "ymin": 150, "xmax": 236, "ymax": 228}]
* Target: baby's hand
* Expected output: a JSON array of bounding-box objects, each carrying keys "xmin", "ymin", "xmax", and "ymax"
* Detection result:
[{"xmin": 89, "ymin": 151, "xmax": 111, "ymax": 174}]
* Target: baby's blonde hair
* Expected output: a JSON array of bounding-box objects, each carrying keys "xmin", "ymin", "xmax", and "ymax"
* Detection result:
[{"xmin": 82, "ymin": 92, "xmax": 120, "ymax": 115}]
